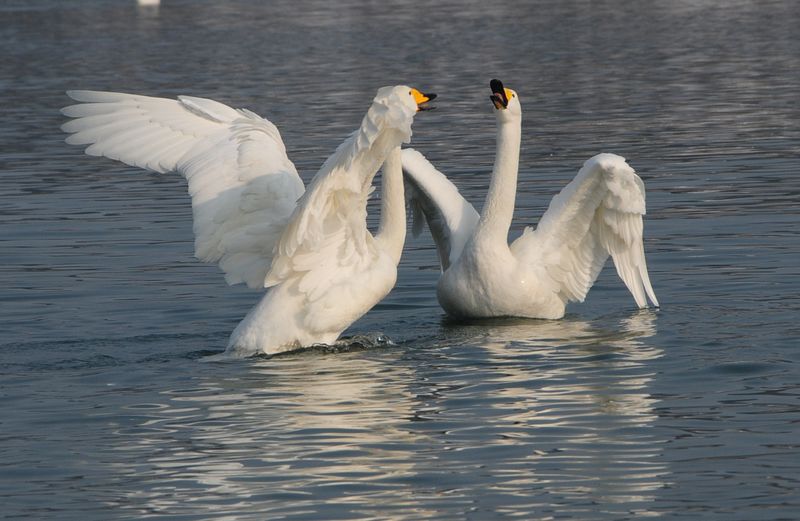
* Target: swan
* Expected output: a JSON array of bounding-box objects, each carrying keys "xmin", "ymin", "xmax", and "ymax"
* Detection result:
[
  {"xmin": 61, "ymin": 85, "xmax": 435, "ymax": 356},
  {"xmin": 402, "ymin": 79, "xmax": 658, "ymax": 320}
]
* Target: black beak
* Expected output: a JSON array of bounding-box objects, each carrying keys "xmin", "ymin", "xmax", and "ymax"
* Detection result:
[
  {"xmin": 418, "ymin": 92, "xmax": 437, "ymax": 111},
  {"xmin": 489, "ymin": 79, "xmax": 508, "ymax": 109}
]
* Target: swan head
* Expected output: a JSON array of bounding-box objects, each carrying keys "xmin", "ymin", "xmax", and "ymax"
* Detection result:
[
  {"xmin": 489, "ymin": 79, "xmax": 521, "ymax": 118},
  {"xmin": 373, "ymin": 85, "xmax": 436, "ymax": 114},
  {"xmin": 365, "ymin": 85, "xmax": 436, "ymax": 144}
]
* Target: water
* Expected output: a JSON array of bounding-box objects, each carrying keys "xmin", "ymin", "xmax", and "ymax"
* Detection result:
[{"xmin": 1, "ymin": 0, "xmax": 799, "ymax": 519}]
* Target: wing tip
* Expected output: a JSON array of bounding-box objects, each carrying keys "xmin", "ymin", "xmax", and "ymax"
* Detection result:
[
  {"xmin": 632, "ymin": 268, "xmax": 659, "ymax": 310},
  {"xmin": 645, "ymin": 287, "xmax": 660, "ymax": 309},
  {"xmin": 65, "ymin": 90, "xmax": 102, "ymax": 102}
]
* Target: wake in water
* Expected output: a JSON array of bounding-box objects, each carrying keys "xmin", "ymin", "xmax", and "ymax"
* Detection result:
[{"xmin": 203, "ymin": 332, "xmax": 396, "ymax": 361}]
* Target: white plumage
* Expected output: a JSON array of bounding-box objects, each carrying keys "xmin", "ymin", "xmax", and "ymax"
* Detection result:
[
  {"xmin": 62, "ymin": 86, "xmax": 433, "ymax": 355},
  {"xmin": 402, "ymin": 80, "xmax": 658, "ymax": 320}
]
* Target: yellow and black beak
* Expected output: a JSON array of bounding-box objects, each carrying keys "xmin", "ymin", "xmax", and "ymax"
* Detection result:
[
  {"xmin": 411, "ymin": 88, "xmax": 437, "ymax": 111},
  {"xmin": 489, "ymin": 79, "xmax": 510, "ymax": 110}
]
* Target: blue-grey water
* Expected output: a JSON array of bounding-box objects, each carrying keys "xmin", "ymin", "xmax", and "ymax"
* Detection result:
[{"xmin": 2, "ymin": 0, "xmax": 799, "ymax": 519}]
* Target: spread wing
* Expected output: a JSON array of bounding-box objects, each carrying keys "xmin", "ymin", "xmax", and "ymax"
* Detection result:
[
  {"xmin": 511, "ymin": 153, "xmax": 659, "ymax": 308},
  {"xmin": 265, "ymin": 167, "xmax": 376, "ymax": 300},
  {"xmin": 264, "ymin": 98, "xmax": 415, "ymax": 305},
  {"xmin": 264, "ymin": 126, "xmax": 384, "ymax": 298},
  {"xmin": 400, "ymin": 148, "xmax": 480, "ymax": 271},
  {"xmin": 62, "ymin": 90, "xmax": 305, "ymax": 288}
]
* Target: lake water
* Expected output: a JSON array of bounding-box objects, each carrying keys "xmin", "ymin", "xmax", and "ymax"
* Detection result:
[{"xmin": 2, "ymin": 0, "xmax": 799, "ymax": 519}]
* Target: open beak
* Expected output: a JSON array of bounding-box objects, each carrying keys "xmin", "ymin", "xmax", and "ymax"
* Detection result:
[
  {"xmin": 489, "ymin": 78, "xmax": 508, "ymax": 110},
  {"xmin": 411, "ymin": 88, "xmax": 437, "ymax": 111}
]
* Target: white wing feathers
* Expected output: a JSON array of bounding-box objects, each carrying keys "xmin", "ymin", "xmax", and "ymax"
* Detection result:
[
  {"xmin": 265, "ymin": 130, "xmax": 377, "ymax": 296},
  {"xmin": 62, "ymin": 90, "xmax": 304, "ymax": 289},
  {"xmin": 62, "ymin": 91, "xmax": 238, "ymax": 173},
  {"xmin": 265, "ymin": 96, "xmax": 416, "ymax": 296},
  {"xmin": 511, "ymin": 153, "xmax": 659, "ymax": 308},
  {"xmin": 401, "ymin": 148, "xmax": 480, "ymax": 271}
]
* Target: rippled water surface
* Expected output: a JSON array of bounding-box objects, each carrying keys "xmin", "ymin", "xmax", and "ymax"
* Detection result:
[{"xmin": 2, "ymin": 1, "xmax": 799, "ymax": 519}]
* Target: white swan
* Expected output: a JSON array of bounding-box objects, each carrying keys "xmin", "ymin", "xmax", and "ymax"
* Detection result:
[
  {"xmin": 62, "ymin": 86, "xmax": 435, "ymax": 355},
  {"xmin": 402, "ymin": 79, "xmax": 658, "ymax": 320}
]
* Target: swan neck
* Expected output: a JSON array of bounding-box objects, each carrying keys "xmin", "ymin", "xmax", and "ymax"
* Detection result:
[
  {"xmin": 376, "ymin": 147, "xmax": 406, "ymax": 264},
  {"xmin": 476, "ymin": 114, "xmax": 521, "ymax": 245}
]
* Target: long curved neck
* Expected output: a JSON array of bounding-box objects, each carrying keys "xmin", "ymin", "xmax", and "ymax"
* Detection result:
[
  {"xmin": 474, "ymin": 113, "xmax": 521, "ymax": 247},
  {"xmin": 375, "ymin": 147, "xmax": 406, "ymax": 264}
]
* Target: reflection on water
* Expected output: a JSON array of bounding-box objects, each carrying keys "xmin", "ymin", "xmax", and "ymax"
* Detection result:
[
  {"xmin": 101, "ymin": 313, "xmax": 664, "ymax": 519},
  {"xmin": 136, "ymin": 3, "xmax": 159, "ymax": 18},
  {"xmin": 424, "ymin": 312, "xmax": 665, "ymax": 516},
  {"xmin": 108, "ymin": 352, "xmax": 423, "ymax": 518}
]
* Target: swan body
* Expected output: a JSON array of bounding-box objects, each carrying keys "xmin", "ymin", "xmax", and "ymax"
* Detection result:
[
  {"xmin": 403, "ymin": 80, "xmax": 658, "ymax": 320},
  {"xmin": 62, "ymin": 86, "xmax": 433, "ymax": 355}
]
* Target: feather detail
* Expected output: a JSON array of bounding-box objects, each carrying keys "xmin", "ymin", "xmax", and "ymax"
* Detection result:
[
  {"xmin": 61, "ymin": 90, "xmax": 304, "ymax": 288},
  {"xmin": 512, "ymin": 153, "xmax": 658, "ymax": 308},
  {"xmin": 265, "ymin": 87, "xmax": 418, "ymax": 292}
]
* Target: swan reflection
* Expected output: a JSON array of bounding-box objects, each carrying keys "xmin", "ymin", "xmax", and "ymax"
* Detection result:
[
  {"xmin": 108, "ymin": 311, "xmax": 665, "ymax": 518},
  {"xmin": 136, "ymin": 0, "xmax": 159, "ymax": 18},
  {"xmin": 109, "ymin": 351, "xmax": 427, "ymax": 517},
  {"xmin": 409, "ymin": 310, "xmax": 666, "ymax": 515}
]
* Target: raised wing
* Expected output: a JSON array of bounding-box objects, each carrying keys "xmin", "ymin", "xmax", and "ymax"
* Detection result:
[
  {"xmin": 511, "ymin": 153, "xmax": 658, "ymax": 308},
  {"xmin": 265, "ymin": 127, "xmax": 382, "ymax": 296},
  {"xmin": 265, "ymin": 92, "xmax": 417, "ymax": 297},
  {"xmin": 62, "ymin": 90, "xmax": 305, "ymax": 288},
  {"xmin": 401, "ymin": 148, "xmax": 480, "ymax": 271}
]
